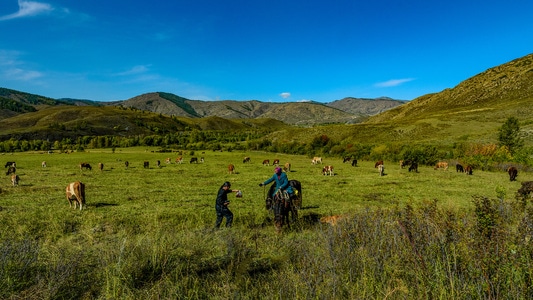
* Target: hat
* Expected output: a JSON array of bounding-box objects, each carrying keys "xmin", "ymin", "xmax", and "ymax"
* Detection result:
[{"xmin": 223, "ymin": 181, "xmax": 231, "ymax": 187}]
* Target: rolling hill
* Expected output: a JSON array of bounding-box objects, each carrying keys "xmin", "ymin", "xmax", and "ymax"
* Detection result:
[
  {"xmin": 268, "ymin": 53, "xmax": 533, "ymax": 146},
  {"xmin": 1, "ymin": 52, "xmax": 532, "ymax": 146}
]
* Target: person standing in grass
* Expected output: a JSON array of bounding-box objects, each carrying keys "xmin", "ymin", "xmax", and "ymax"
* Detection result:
[{"xmin": 215, "ymin": 181, "xmax": 238, "ymax": 228}]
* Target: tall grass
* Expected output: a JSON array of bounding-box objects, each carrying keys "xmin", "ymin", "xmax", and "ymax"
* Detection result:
[{"xmin": 0, "ymin": 148, "xmax": 531, "ymax": 299}]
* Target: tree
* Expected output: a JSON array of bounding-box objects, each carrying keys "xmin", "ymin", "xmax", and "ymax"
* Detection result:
[{"xmin": 498, "ymin": 117, "xmax": 523, "ymax": 155}]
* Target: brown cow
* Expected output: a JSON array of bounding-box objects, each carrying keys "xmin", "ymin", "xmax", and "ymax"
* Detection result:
[
  {"xmin": 165, "ymin": 157, "xmax": 171, "ymax": 164},
  {"xmin": 228, "ymin": 164, "xmax": 235, "ymax": 174},
  {"xmin": 243, "ymin": 156, "xmax": 251, "ymax": 163},
  {"xmin": 262, "ymin": 159, "xmax": 270, "ymax": 166},
  {"xmin": 283, "ymin": 162, "xmax": 291, "ymax": 172},
  {"xmin": 434, "ymin": 161, "xmax": 449, "ymax": 170},
  {"xmin": 465, "ymin": 165, "xmax": 473, "ymax": 175},
  {"xmin": 79, "ymin": 162, "xmax": 92, "ymax": 171},
  {"xmin": 273, "ymin": 159, "xmax": 280, "ymax": 165},
  {"xmin": 98, "ymin": 162, "xmax": 104, "ymax": 171},
  {"xmin": 312, "ymin": 157, "xmax": 322, "ymax": 164},
  {"xmin": 508, "ymin": 166, "xmax": 518, "ymax": 181},
  {"xmin": 41, "ymin": 161, "xmax": 47, "ymax": 168},
  {"xmin": 11, "ymin": 174, "xmax": 19, "ymax": 187},
  {"xmin": 175, "ymin": 157, "xmax": 183, "ymax": 164},
  {"xmin": 374, "ymin": 160, "xmax": 384, "ymax": 168},
  {"xmin": 322, "ymin": 165, "xmax": 334, "ymax": 176},
  {"xmin": 66, "ymin": 181, "xmax": 86, "ymax": 210}
]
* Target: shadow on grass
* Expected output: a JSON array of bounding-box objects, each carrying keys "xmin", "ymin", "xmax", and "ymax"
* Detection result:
[{"xmin": 93, "ymin": 202, "xmax": 119, "ymax": 208}]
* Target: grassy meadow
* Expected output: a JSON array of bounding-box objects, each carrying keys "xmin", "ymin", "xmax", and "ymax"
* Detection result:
[{"xmin": 1, "ymin": 148, "xmax": 533, "ymax": 299}]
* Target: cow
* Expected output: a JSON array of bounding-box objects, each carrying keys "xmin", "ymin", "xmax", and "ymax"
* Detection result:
[
  {"xmin": 157, "ymin": 160, "xmax": 161, "ymax": 168},
  {"xmin": 66, "ymin": 181, "xmax": 86, "ymax": 210},
  {"xmin": 456, "ymin": 164, "xmax": 464, "ymax": 173},
  {"xmin": 125, "ymin": 161, "xmax": 129, "ymax": 169},
  {"xmin": 400, "ymin": 160, "xmax": 412, "ymax": 169},
  {"xmin": 6, "ymin": 166, "xmax": 16, "ymax": 176},
  {"xmin": 374, "ymin": 160, "xmax": 384, "ymax": 168},
  {"xmin": 190, "ymin": 157, "xmax": 198, "ymax": 164},
  {"xmin": 273, "ymin": 159, "xmax": 280, "ymax": 165},
  {"xmin": 98, "ymin": 162, "xmax": 104, "ymax": 171},
  {"xmin": 343, "ymin": 156, "xmax": 351, "ymax": 163},
  {"xmin": 508, "ymin": 166, "xmax": 518, "ymax": 181},
  {"xmin": 283, "ymin": 162, "xmax": 291, "ymax": 172},
  {"xmin": 11, "ymin": 174, "xmax": 19, "ymax": 187},
  {"xmin": 312, "ymin": 157, "xmax": 322, "ymax": 164},
  {"xmin": 165, "ymin": 157, "xmax": 171, "ymax": 164},
  {"xmin": 143, "ymin": 161, "xmax": 149, "ymax": 169},
  {"xmin": 408, "ymin": 162, "xmax": 418, "ymax": 172},
  {"xmin": 243, "ymin": 157, "xmax": 251, "ymax": 163},
  {"xmin": 262, "ymin": 159, "xmax": 270, "ymax": 166},
  {"xmin": 41, "ymin": 161, "xmax": 47, "ymax": 168},
  {"xmin": 4, "ymin": 161, "xmax": 15, "ymax": 168},
  {"xmin": 175, "ymin": 157, "xmax": 183, "ymax": 164},
  {"xmin": 79, "ymin": 162, "xmax": 92, "ymax": 171},
  {"xmin": 228, "ymin": 164, "xmax": 235, "ymax": 174},
  {"xmin": 434, "ymin": 161, "xmax": 449, "ymax": 170},
  {"xmin": 322, "ymin": 165, "xmax": 334, "ymax": 176},
  {"xmin": 378, "ymin": 164, "xmax": 385, "ymax": 176},
  {"xmin": 351, "ymin": 159, "xmax": 358, "ymax": 167},
  {"xmin": 465, "ymin": 165, "xmax": 473, "ymax": 175},
  {"xmin": 200, "ymin": 157, "xmax": 205, "ymax": 163}
]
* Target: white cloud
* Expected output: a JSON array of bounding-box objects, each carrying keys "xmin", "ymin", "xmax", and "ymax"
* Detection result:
[
  {"xmin": 374, "ymin": 78, "xmax": 415, "ymax": 87},
  {"xmin": 280, "ymin": 92, "xmax": 291, "ymax": 99},
  {"xmin": 5, "ymin": 68, "xmax": 42, "ymax": 80},
  {"xmin": 115, "ymin": 65, "xmax": 151, "ymax": 76},
  {"xmin": 0, "ymin": 1, "xmax": 53, "ymax": 21},
  {"xmin": 0, "ymin": 50, "xmax": 43, "ymax": 81}
]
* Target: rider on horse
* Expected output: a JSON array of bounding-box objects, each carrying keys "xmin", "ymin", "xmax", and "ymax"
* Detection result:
[{"xmin": 259, "ymin": 167, "xmax": 295, "ymax": 199}]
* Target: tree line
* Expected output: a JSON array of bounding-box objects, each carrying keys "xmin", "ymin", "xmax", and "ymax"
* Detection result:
[{"xmin": 1, "ymin": 117, "xmax": 529, "ymax": 169}]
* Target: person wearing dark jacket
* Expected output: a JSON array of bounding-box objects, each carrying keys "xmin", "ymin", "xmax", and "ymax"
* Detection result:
[{"xmin": 215, "ymin": 181, "xmax": 238, "ymax": 228}]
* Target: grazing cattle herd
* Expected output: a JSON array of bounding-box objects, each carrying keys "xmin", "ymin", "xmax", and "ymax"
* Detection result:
[{"xmin": 3, "ymin": 153, "xmax": 531, "ymax": 233}]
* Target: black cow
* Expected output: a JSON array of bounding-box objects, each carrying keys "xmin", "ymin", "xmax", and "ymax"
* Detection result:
[
  {"xmin": 508, "ymin": 166, "xmax": 518, "ymax": 181},
  {"xmin": 4, "ymin": 161, "xmax": 15, "ymax": 168},
  {"xmin": 6, "ymin": 166, "xmax": 16, "ymax": 175},
  {"xmin": 143, "ymin": 161, "xmax": 149, "ymax": 168},
  {"xmin": 456, "ymin": 164, "xmax": 464, "ymax": 173},
  {"xmin": 190, "ymin": 157, "xmax": 198, "ymax": 163},
  {"xmin": 351, "ymin": 159, "xmax": 358, "ymax": 167},
  {"xmin": 408, "ymin": 162, "xmax": 418, "ymax": 172}
]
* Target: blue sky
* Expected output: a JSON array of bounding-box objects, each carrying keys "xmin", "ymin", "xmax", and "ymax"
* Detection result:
[{"xmin": 1, "ymin": 1, "xmax": 532, "ymax": 103}]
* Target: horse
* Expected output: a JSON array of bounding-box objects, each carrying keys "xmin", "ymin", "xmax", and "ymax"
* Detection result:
[{"xmin": 264, "ymin": 179, "xmax": 302, "ymax": 232}]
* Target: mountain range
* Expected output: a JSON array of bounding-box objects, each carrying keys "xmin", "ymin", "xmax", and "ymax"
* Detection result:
[{"xmin": 1, "ymin": 52, "xmax": 532, "ymax": 146}]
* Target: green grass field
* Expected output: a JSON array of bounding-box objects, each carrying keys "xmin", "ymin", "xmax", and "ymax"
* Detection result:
[{"xmin": 1, "ymin": 148, "xmax": 531, "ymax": 299}]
